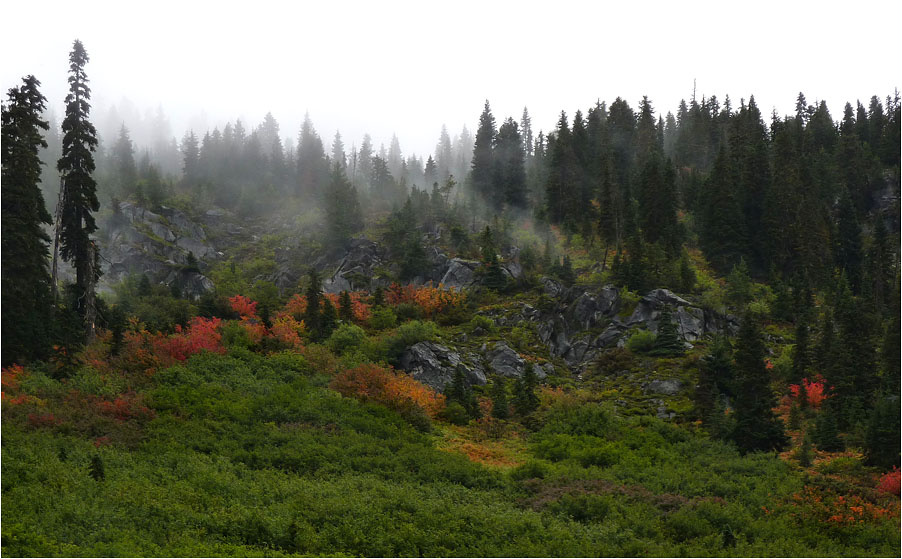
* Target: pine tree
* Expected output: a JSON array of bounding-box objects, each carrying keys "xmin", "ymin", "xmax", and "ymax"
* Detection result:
[
  {"xmin": 181, "ymin": 130, "xmax": 200, "ymax": 186},
  {"xmin": 320, "ymin": 297, "xmax": 337, "ymax": 339},
  {"xmin": 494, "ymin": 117, "xmax": 527, "ymax": 210},
  {"xmin": 834, "ymin": 188, "xmax": 863, "ymax": 293},
  {"xmin": 731, "ymin": 313, "xmax": 787, "ymax": 453},
  {"xmin": 111, "ymin": 124, "xmax": 137, "ymax": 194},
  {"xmin": 812, "ymin": 399, "xmax": 843, "ymax": 452},
  {"xmin": 1, "ymin": 75, "xmax": 53, "ymax": 364},
  {"xmin": 56, "ymin": 40, "xmax": 100, "ymax": 342}
]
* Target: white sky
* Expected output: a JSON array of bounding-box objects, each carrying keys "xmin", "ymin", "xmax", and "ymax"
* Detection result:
[{"xmin": 2, "ymin": 0, "xmax": 900, "ymax": 158}]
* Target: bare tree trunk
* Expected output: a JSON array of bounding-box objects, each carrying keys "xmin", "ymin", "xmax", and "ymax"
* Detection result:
[
  {"xmin": 51, "ymin": 176, "xmax": 63, "ymax": 304},
  {"xmin": 84, "ymin": 241, "xmax": 97, "ymax": 343}
]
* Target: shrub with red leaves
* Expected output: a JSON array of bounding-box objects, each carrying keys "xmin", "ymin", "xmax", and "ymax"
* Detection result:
[{"xmin": 877, "ymin": 467, "xmax": 901, "ymax": 496}]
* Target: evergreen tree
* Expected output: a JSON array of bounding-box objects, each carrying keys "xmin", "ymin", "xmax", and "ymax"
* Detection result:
[
  {"xmin": 181, "ymin": 130, "xmax": 200, "ymax": 186},
  {"xmin": 695, "ymin": 336, "xmax": 733, "ymax": 427},
  {"xmin": 700, "ymin": 146, "xmax": 746, "ymax": 274},
  {"xmin": 812, "ymin": 399, "xmax": 843, "ymax": 452},
  {"xmin": 513, "ymin": 363, "xmax": 540, "ymax": 416},
  {"xmin": 111, "ymin": 124, "xmax": 137, "ymax": 194},
  {"xmin": 470, "ymin": 100, "xmax": 496, "ymax": 203},
  {"xmin": 297, "ymin": 113, "xmax": 328, "ymax": 199},
  {"xmin": 320, "ymin": 297, "xmax": 338, "ymax": 339},
  {"xmin": 324, "ymin": 162, "xmax": 362, "ymax": 248},
  {"xmin": 338, "ymin": 291, "xmax": 353, "ymax": 323},
  {"xmin": 834, "ymin": 188, "xmax": 863, "ymax": 292},
  {"xmin": 303, "ymin": 268, "xmax": 323, "ymax": 341},
  {"xmin": 56, "ymin": 40, "xmax": 100, "ymax": 341},
  {"xmin": 494, "ymin": 117, "xmax": 527, "ymax": 209},
  {"xmin": 490, "ymin": 377, "xmax": 510, "ymax": 420},
  {"xmin": 1, "ymin": 75, "xmax": 53, "ymax": 364},
  {"xmin": 446, "ymin": 369, "xmax": 480, "ymax": 419},
  {"xmin": 651, "ymin": 305, "xmax": 684, "ymax": 356},
  {"xmin": 731, "ymin": 313, "xmax": 787, "ymax": 453},
  {"xmin": 678, "ymin": 250, "xmax": 696, "ymax": 293}
]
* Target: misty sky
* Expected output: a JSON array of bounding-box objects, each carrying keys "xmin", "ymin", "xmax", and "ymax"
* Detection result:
[{"xmin": 2, "ymin": 0, "xmax": 899, "ymax": 159}]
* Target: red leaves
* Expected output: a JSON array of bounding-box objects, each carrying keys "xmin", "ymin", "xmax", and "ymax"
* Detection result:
[
  {"xmin": 153, "ymin": 316, "xmax": 226, "ymax": 364},
  {"xmin": 877, "ymin": 467, "xmax": 901, "ymax": 496},
  {"xmin": 788, "ymin": 375, "xmax": 828, "ymax": 408},
  {"xmin": 229, "ymin": 294, "xmax": 258, "ymax": 320}
]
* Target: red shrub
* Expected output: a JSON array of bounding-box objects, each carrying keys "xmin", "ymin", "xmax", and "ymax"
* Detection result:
[
  {"xmin": 789, "ymin": 375, "xmax": 828, "ymax": 408},
  {"xmin": 877, "ymin": 467, "xmax": 901, "ymax": 496},
  {"xmin": 385, "ymin": 282, "xmax": 465, "ymax": 317}
]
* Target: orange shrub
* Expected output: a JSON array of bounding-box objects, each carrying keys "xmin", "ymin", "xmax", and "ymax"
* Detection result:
[
  {"xmin": 331, "ymin": 363, "xmax": 445, "ymax": 418},
  {"xmin": 271, "ymin": 312, "xmax": 306, "ymax": 349},
  {"xmin": 385, "ymin": 282, "xmax": 465, "ymax": 317},
  {"xmin": 152, "ymin": 316, "xmax": 226, "ymax": 364},
  {"xmin": 323, "ymin": 292, "xmax": 372, "ymax": 322}
]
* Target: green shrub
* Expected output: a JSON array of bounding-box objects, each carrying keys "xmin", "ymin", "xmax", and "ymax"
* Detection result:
[
  {"xmin": 220, "ymin": 320, "xmax": 254, "ymax": 349},
  {"xmin": 394, "ymin": 302, "xmax": 423, "ymax": 321},
  {"xmin": 326, "ymin": 324, "xmax": 368, "ymax": 355},
  {"xmin": 368, "ymin": 306, "xmax": 397, "ymax": 330},
  {"xmin": 440, "ymin": 401, "xmax": 471, "ymax": 426},
  {"xmin": 467, "ymin": 315, "xmax": 496, "ymax": 334},
  {"xmin": 385, "ymin": 320, "xmax": 439, "ymax": 361},
  {"xmin": 626, "ymin": 330, "xmax": 657, "ymax": 353}
]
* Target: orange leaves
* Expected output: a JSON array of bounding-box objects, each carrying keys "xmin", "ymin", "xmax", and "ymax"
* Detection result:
[
  {"xmin": 1, "ymin": 364, "xmax": 27, "ymax": 396},
  {"xmin": 229, "ymin": 294, "xmax": 258, "ymax": 320},
  {"xmin": 323, "ymin": 292, "xmax": 371, "ymax": 322},
  {"xmin": 331, "ymin": 363, "xmax": 446, "ymax": 418},
  {"xmin": 385, "ymin": 282, "xmax": 465, "ymax": 317},
  {"xmin": 787, "ymin": 484, "xmax": 900, "ymax": 526},
  {"xmin": 271, "ymin": 312, "xmax": 306, "ymax": 349},
  {"xmin": 285, "ymin": 293, "xmax": 308, "ymax": 318}
]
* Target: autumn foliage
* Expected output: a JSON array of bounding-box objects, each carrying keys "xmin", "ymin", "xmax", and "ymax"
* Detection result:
[
  {"xmin": 788, "ymin": 375, "xmax": 828, "ymax": 408},
  {"xmin": 787, "ymin": 485, "xmax": 899, "ymax": 526},
  {"xmin": 385, "ymin": 282, "xmax": 465, "ymax": 317},
  {"xmin": 877, "ymin": 467, "xmax": 901, "ymax": 496},
  {"xmin": 331, "ymin": 363, "xmax": 445, "ymax": 418},
  {"xmin": 153, "ymin": 316, "xmax": 227, "ymax": 364}
]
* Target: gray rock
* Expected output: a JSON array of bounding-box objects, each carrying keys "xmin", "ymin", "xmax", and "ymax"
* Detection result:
[
  {"xmin": 594, "ymin": 321, "xmax": 627, "ymax": 348},
  {"xmin": 440, "ymin": 258, "xmax": 479, "ymax": 289},
  {"xmin": 398, "ymin": 342, "xmax": 486, "ymax": 391},
  {"xmin": 486, "ymin": 341, "xmax": 526, "ymax": 378},
  {"xmin": 644, "ymin": 379, "xmax": 684, "ymax": 396},
  {"xmin": 542, "ymin": 277, "xmax": 564, "ymax": 298}
]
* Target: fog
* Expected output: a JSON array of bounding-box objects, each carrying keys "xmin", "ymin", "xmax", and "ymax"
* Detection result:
[{"xmin": 3, "ymin": 0, "xmax": 899, "ymax": 164}]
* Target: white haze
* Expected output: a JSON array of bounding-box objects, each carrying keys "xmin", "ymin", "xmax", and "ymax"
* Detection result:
[{"xmin": 2, "ymin": 0, "xmax": 900, "ymax": 160}]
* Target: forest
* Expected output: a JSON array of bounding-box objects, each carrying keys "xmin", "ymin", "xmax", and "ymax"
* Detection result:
[{"xmin": 1, "ymin": 39, "xmax": 900, "ymax": 557}]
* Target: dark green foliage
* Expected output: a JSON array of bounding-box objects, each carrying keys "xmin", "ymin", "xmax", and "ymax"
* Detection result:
[
  {"xmin": 1, "ymin": 75, "xmax": 53, "ymax": 364},
  {"xmin": 812, "ymin": 400, "xmax": 844, "ymax": 452},
  {"xmin": 494, "ymin": 117, "xmax": 527, "ymax": 210},
  {"xmin": 489, "ymin": 377, "xmax": 509, "ymax": 420},
  {"xmin": 302, "ymin": 268, "xmax": 323, "ymax": 341},
  {"xmin": 513, "ymin": 364, "xmax": 540, "ymax": 416},
  {"xmin": 678, "ymin": 250, "xmax": 696, "ymax": 293},
  {"xmin": 694, "ymin": 337, "xmax": 733, "ymax": 424},
  {"xmin": 797, "ymin": 434, "xmax": 813, "ymax": 467},
  {"xmin": 57, "ymin": 40, "xmax": 100, "ymax": 312},
  {"xmin": 372, "ymin": 286, "xmax": 384, "ymax": 307},
  {"xmin": 470, "ymin": 100, "xmax": 496, "ymax": 205},
  {"xmin": 445, "ymin": 369, "xmax": 480, "ymax": 420},
  {"xmin": 731, "ymin": 313, "xmax": 787, "ymax": 453},
  {"xmin": 650, "ymin": 305, "xmax": 684, "ymax": 356},
  {"xmin": 725, "ymin": 258, "xmax": 752, "ymax": 309},
  {"xmin": 324, "ymin": 162, "xmax": 362, "ymax": 248},
  {"xmin": 338, "ymin": 291, "xmax": 353, "ymax": 323},
  {"xmin": 865, "ymin": 393, "xmax": 901, "ymax": 468},
  {"xmin": 89, "ymin": 454, "xmax": 105, "ymax": 481},
  {"xmin": 320, "ymin": 298, "xmax": 337, "ymax": 340}
]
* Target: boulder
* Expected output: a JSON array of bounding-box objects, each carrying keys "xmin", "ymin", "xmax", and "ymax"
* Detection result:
[
  {"xmin": 486, "ymin": 341, "xmax": 525, "ymax": 378},
  {"xmin": 440, "ymin": 258, "xmax": 479, "ymax": 289},
  {"xmin": 399, "ymin": 342, "xmax": 486, "ymax": 391}
]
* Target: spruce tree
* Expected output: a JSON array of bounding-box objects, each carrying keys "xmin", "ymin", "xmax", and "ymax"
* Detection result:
[
  {"xmin": 731, "ymin": 313, "xmax": 787, "ymax": 453},
  {"xmin": 1, "ymin": 75, "xmax": 53, "ymax": 364},
  {"xmin": 56, "ymin": 39, "xmax": 100, "ymax": 341},
  {"xmin": 320, "ymin": 297, "xmax": 338, "ymax": 339}
]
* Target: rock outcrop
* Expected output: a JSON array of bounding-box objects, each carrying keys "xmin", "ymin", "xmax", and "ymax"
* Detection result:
[{"xmin": 398, "ymin": 342, "xmax": 486, "ymax": 391}]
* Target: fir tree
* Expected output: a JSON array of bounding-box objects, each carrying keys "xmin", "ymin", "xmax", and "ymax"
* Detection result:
[
  {"xmin": 731, "ymin": 313, "xmax": 787, "ymax": 453},
  {"xmin": 320, "ymin": 297, "xmax": 337, "ymax": 339},
  {"xmin": 56, "ymin": 40, "xmax": 100, "ymax": 341},
  {"xmin": 471, "ymin": 100, "xmax": 496, "ymax": 202},
  {"xmin": 1, "ymin": 75, "xmax": 53, "ymax": 364}
]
